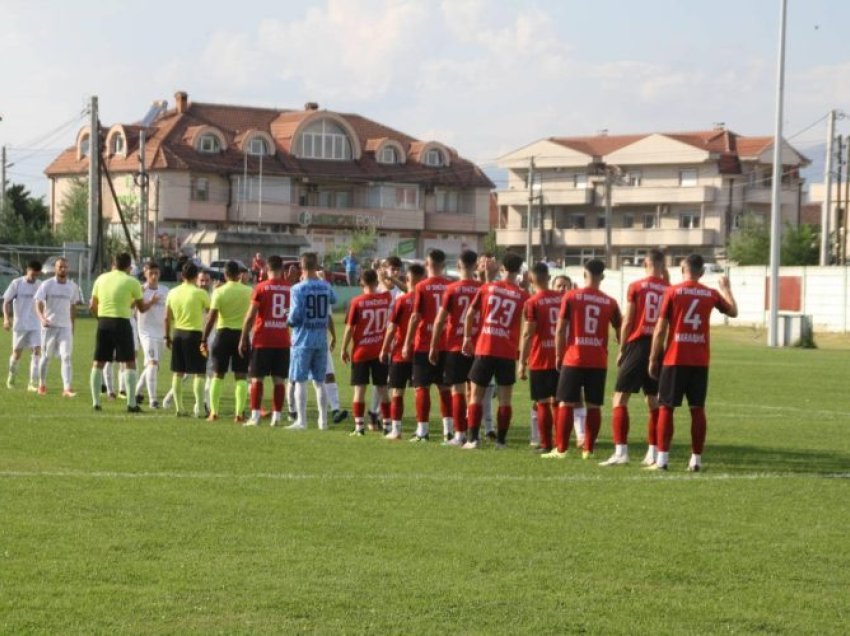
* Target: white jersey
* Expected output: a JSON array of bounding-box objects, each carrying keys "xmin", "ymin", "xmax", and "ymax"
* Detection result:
[
  {"xmin": 3, "ymin": 276, "xmax": 41, "ymax": 331},
  {"xmin": 137, "ymin": 284, "xmax": 168, "ymax": 339},
  {"xmin": 33, "ymin": 278, "xmax": 81, "ymax": 329}
]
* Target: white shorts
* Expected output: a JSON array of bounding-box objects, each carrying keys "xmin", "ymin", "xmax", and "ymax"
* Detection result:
[
  {"xmin": 139, "ymin": 335, "xmax": 165, "ymax": 365},
  {"xmin": 12, "ymin": 329, "xmax": 40, "ymax": 351},
  {"xmin": 326, "ymin": 348, "xmax": 335, "ymax": 377},
  {"xmin": 42, "ymin": 326, "xmax": 73, "ymax": 359}
]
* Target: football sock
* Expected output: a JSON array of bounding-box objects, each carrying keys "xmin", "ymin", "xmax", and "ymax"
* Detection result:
[
  {"xmin": 144, "ymin": 365, "xmax": 158, "ymax": 403},
  {"xmin": 325, "ymin": 382, "xmax": 340, "ymax": 411},
  {"xmin": 442, "ymin": 417, "xmax": 453, "ymax": 437},
  {"xmin": 657, "ymin": 406, "xmax": 674, "ymax": 453},
  {"xmin": 204, "ymin": 376, "xmax": 211, "ymax": 406},
  {"xmin": 438, "ymin": 389, "xmax": 452, "ymax": 417},
  {"xmin": 415, "ymin": 387, "xmax": 430, "ymax": 425},
  {"xmin": 103, "ymin": 362, "xmax": 115, "ymax": 394},
  {"xmin": 369, "ymin": 388, "xmax": 380, "ymax": 414},
  {"xmin": 574, "ymin": 406, "xmax": 587, "ymax": 439},
  {"xmin": 612, "ymin": 405, "xmax": 629, "ymax": 446},
  {"xmin": 482, "ymin": 385, "xmax": 494, "ymax": 428},
  {"xmin": 274, "ymin": 383, "xmax": 285, "ymax": 413},
  {"xmin": 390, "ymin": 395, "xmax": 404, "ymax": 422},
  {"xmin": 313, "ymin": 381, "xmax": 328, "ymax": 428},
  {"xmin": 657, "ymin": 450, "xmax": 670, "ymax": 467},
  {"xmin": 293, "ymin": 381, "xmax": 307, "ymax": 426},
  {"xmin": 192, "ymin": 375, "xmax": 204, "ymax": 413},
  {"xmin": 118, "ymin": 367, "xmax": 126, "ymax": 394},
  {"xmin": 234, "ymin": 380, "xmax": 248, "ymax": 417},
  {"xmin": 380, "ymin": 400, "xmax": 391, "ymax": 427},
  {"xmin": 496, "ymin": 406, "xmax": 512, "ymax": 444},
  {"xmin": 287, "ymin": 381, "xmax": 297, "ymax": 413},
  {"xmin": 690, "ymin": 453, "xmax": 702, "ymax": 468},
  {"xmin": 555, "ymin": 405, "xmax": 574, "ymax": 453},
  {"xmin": 171, "ymin": 375, "xmax": 184, "ymax": 413},
  {"xmin": 250, "ymin": 380, "xmax": 263, "ymax": 411},
  {"xmin": 209, "ymin": 377, "xmax": 223, "ymax": 415},
  {"xmin": 467, "ymin": 402, "xmax": 483, "ymax": 442},
  {"xmin": 648, "ymin": 408, "xmax": 659, "ymax": 446},
  {"xmin": 61, "ymin": 355, "xmax": 73, "ymax": 391},
  {"xmin": 135, "ymin": 367, "xmax": 147, "ymax": 396},
  {"xmin": 353, "ymin": 401, "xmax": 366, "ymax": 430},
  {"xmin": 38, "ymin": 355, "xmax": 49, "ymax": 386},
  {"xmin": 124, "ymin": 370, "xmax": 137, "ymax": 407},
  {"xmin": 529, "ymin": 407, "xmax": 539, "ymax": 444},
  {"xmin": 690, "ymin": 407, "xmax": 707, "ymax": 455},
  {"xmin": 451, "ymin": 393, "xmax": 467, "ymax": 433},
  {"xmin": 90, "ymin": 367, "xmax": 103, "ymax": 407},
  {"xmin": 8, "ymin": 356, "xmax": 18, "ymax": 376},
  {"xmin": 537, "ymin": 402, "xmax": 553, "ymax": 450},
  {"xmin": 29, "ymin": 354, "xmax": 40, "ymax": 386},
  {"xmin": 585, "ymin": 407, "xmax": 601, "ymax": 452}
]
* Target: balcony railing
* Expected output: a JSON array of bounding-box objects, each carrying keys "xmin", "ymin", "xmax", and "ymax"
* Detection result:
[
  {"xmin": 743, "ymin": 187, "xmax": 799, "ymax": 205},
  {"xmin": 496, "ymin": 227, "xmax": 719, "ymax": 248},
  {"xmin": 497, "ymin": 188, "xmax": 592, "ymax": 206},
  {"xmin": 611, "ymin": 185, "xmax": 716, "ymax": 205}
]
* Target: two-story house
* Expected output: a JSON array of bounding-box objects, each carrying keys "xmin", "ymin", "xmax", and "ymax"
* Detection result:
[{"xmin": 496, "ymin": 128, "xmax": 808, "ymax": 266}]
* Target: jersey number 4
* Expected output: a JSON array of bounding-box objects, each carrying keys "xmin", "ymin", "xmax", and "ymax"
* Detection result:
[{"xmin": 683, "ymin": 299, "xmax": 702, "ymax": 330}]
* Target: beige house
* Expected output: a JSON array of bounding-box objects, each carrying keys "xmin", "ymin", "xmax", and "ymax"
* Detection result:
[
  {"xmin": 496, "ymin": 128, "xmax": 809, "ymax": 266},
  {"xmin": 807, "ymin": 182, "xmax": 850, "ymax": 261},
  {"xmin": 45, "ymin": 91, "xmax": 493, "ymax": 261}
]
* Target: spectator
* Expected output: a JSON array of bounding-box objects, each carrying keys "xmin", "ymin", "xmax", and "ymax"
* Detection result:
[
  {"xmin": 251, "ymin": 252, "xmax": 267, "ymax": 283},
  {"xmin": 342, "ymin": 250, "xmax": 358, "ymax": 287}
]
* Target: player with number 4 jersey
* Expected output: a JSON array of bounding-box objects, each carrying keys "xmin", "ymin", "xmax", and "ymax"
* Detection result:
[
  {"xmin": 648, "ymin": 253, "xmax": 737, "ymax": 472},
  {"xmin": 600, "ymin": 248, "xmax": 669, "ymax": 467}
]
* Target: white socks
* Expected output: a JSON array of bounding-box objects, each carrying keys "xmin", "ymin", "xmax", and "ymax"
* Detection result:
[
  {"xmin": 574, "ymin": 407, "xmax": 587, "ymax": 439},
  {"xmin": 657, "ymin": 450, "xmax": 669, "ymax": 467},
  {"xmin": 8, "ymin": 356, "xmax": 18, "ymax": 376},
  {"xmin": 313, "ymin": 381, "xmax": 328, "ymax": 429},
  {"xmin": 287, "ymin": 381, "xmax": 296, "ymax": 414},
  {"xmin": 530, "ymin": 407, "xmax": 539, "ymax": 444},
  {"xmin": 60, "ymin": 355, "xmax": 72, "ymax": 391},
  {"xmin": 294, "ymin": 381, "xmax": 308, "ymax": 427},
  {"xmin": 442, "ymin": 417, "xmax": 453, "ymax": 437},
  {"xmin": 325, "ymin": 382, "xmax": 340, "ymax": 411},
  {"xmin": 38, "ymin": 355, "xmax": 49, "ymax": 386},
  {"xmin": 103, "ymin": 362, "xmax": 116, "ymax": 394},
  {"xmin": 416, "ymin": 422, "xmax": 429, "ymax": 438},
  {"xmin": 689, "ymin": 453, "xmax": 701, "ymax": 468},
  {"xmin": 30, "ymin": 355, "xmax": 39, "ymax": 386},
  {"xmin": 614, "ymin": 443, "xmax": 628, "ymax": 457}
]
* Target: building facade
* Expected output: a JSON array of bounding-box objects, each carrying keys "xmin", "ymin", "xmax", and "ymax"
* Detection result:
[
  {"xmin": 496, "ymin": 129, "xmax": 808, "ymax": 266},
  {"xmin": 45, "ymin": 92, "xmax": 494, "ymax": 261}
]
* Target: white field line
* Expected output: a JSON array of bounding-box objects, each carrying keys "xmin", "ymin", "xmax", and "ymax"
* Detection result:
[
  {"xmin": 0, "ymin": 469, "xmax": 848, "ymax": 484},
  {"xmin": 712, "ymin": 401, "xmax": 849, "ymax": 418}
]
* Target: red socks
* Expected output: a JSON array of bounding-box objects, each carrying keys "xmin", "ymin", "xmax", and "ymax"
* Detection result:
[
  {"xmin": 451, "ymin": 393, "xmax": 467, "ymax": 432},
  {"xmin": 536, "ymin": 402, "xmax": 553, "ymax": 450},
  {"xmin": 612, "ymin": 405, "xmax": 630, "ymax": 445},
  {"xmin": 415, "ymin": 387, "xmax": 430, "ymax": 423},
  {"xmin": 273, "ymin": 384, "xmax": 284, "ymax": 412},
  {"xmin": 467, "ymin": 403, "xmax": 483, "ymax": 441},
  {"xmin": 250, "ymin": 381, "xmax": 263, "ymax": 411},
  {"xmin": 390, "ymin": 395, "xmax": 404, "ymax": 421},
  {"xmin": 438, "ymin": 389, "xmax": 452, "ymax": 418},
  {"xmin": 648, "ymin": 408, "xmax": 659, "ymax": 446},
  {"xmin": 585, "ymin": 407, "xmax": 601, "ymax": 452},
  {"xmin": 555, "ymin": 405, "xmax": 574, "ymax": 453},
  {"xmin": 657, "ymin": 406, "xmax": 674, "ymax": 452},
  {"xmin": 380, "ymin": 400, "xmax": 391, "ymax": 422},
  {"xmin": 352, "ymin": 401, "xmax": 366, "ymax": 420},
  {"xmin": 496, "ymin": 406, "xmax": 512, "ymax": 444},
  {"xmin": 690, "ymin": 407, "xmax": 706, "ymax": 454}
]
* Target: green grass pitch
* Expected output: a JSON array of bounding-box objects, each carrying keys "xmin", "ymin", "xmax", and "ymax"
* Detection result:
[{"xmin": 1, "ymin": 317, "xmax": 849, "ymax": 633}]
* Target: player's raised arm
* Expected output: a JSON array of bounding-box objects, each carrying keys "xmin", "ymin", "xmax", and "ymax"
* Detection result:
[{"xmin": 717, "ymin": 275, "xmax": 738, "ymax": 318}]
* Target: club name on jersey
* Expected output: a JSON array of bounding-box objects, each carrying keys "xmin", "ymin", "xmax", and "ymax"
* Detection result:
[
  {"xmin": 359, "ymin": 297, "xmax": 390, "ymax": 308},
  {"xmin": 358, "ymin": 333, "xmax": 384, "ymax": 347},
  {"xmin": 491, "ymin": 285, "xmax": 523, "ymax": 301},
  {"xmin": 676, "ymin": 287, "xmax": 713, "ymax": 298},
  {"xmin": 574, "ymin": 293, "xmax": 612, "ymax": 305},
  {"xmin": 675, "ymin": 333, "xmax": 706, "ymax": 343},
  {"xmin": 539, "ymin": 337, "xmax": 555, "ymax": 349},
  {"xmin": 263, "ymin": 319, "xmax": 287, "ymax": 329},
  {"xmin": 481, "ymin": 324, "xmax": 509, "ymax": 338},
  {"xmin": 639, "ymin": 281, "xmax": 669, "ymax": 294},
  {"xmin": 575, "ymin": 336, "xmax": 604, "ymax": 346}
]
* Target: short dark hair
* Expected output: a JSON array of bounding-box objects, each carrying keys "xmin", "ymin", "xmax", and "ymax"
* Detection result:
[
  {"xmin": 114, "ymin": 252, "xmax": 132, "ymax": 271},
  {"xmin": 648, "ymin": 248, "xmax": 665, "ymax": 266},
  {"xmin": 502, "ymin": 251, "xmax": 523, "ymax": 274},
  {"xmin": 225, "ymin": 260, "xmax": 241, "ymax": 279},
  {"xmin": 145, "ymin": 260, "xmax": 159, "ymax": 271},
  {"xmin": 182, "ymin": 262, "xmax": 199, "ymax": 280},
  {"xmin": 27, "ymin": 260, "xmax": 42, "ymax": 272},
  {"xmin": 459, "ymin": 249, "xmax": 478, "ymax": 268},
  {"xmin": 361, "ymin": 269, "xmax": 378, "ymax": 287},
  {"xmin": 685, "ymin": 253, "xmax": 704, "ymax": 273},
  {"xmin": 408, "ymin": 263, "xmax": 426, "ymax": 279},
  {"xmin": 531, "ymin": 261, "xmax": 549, "ymax": 280},
  {"xmin": 300, "ymin": 252, "xmax": 319, "ymax": 271},
  {"xmin": 267, "ymin": 255, "xmax": 283, "ymax": 271},
  {"xmin": 427, "ymin": 249, "xmax": 446, "ymax": 266},
  {"xmin": 553, "ymin": 274, "xmax": 570, "ymax": 288},
  {"xmin": 585, "ymin": 259, "xmax": 605, "ymax": 277},
  {"xmin": 385, "ymin": 255, "xmax": 402, "ymax": 268}
]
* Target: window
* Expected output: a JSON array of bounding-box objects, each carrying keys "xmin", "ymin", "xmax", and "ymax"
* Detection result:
[
  {"xmin": 624, "ymin": 170, "xmax": 642, "ymax": 186},
  {"xmin": 248, "ymin": 137, "xmax": 269, "ymax": 156},
  {"xmin": 643, "ymin": 213, "xmax": 656, "ymax": 229},
  {"xmin": 424, "ymin": 148, "xmax": 445, "ymax": 167},
  {"xmin": 596, "ymin": 216, "xmax": 607, "ymax": 229},
  {"xmin": 574, "ymin": 173, "xmax": 588, "ymax": 189},
  {"xmin": 368, "ymin": 185, "xmax": 419, "ymax": 210},
  {"xmin": 299, "ymin": 120, "xmax": 352, "ymax": 160},
  {"xmin": 679, "ymin": 213, "xmax": 700, "ymax": 229},
  {"xmin": 191, "ymin": 177, "xmax": 209, "ymax": 201},
  {"xmin": 679, "ymin": 168, "xmax": 698, "ymax": 187},
  {"xmin": 110, "ymin": 134, "xmax": 125, "ymax": 156},
  {"xmin": 80, "ymin": 135, "xmax": 90, "ymax": 157},
  {"xmin": 622, "ymin": 214, "xmax": 634, "ymax": 229},
  {"xmin": 435, "ymin": 189, "xmax": 459, "ymax": 213},
  {"xmin": 199, "ymin": 134, "xmax": 221, "ymax": 154},
  {"xmin": 238, "ymin": 176, "xmax": 291, "ymax": 204},
  {"xmin": 568, "ymin": 214, "xmax": 585, "ymax": 229},
  {"xmin": 379, "ymin": 145, "xmax": 399, "ymax": 164}
]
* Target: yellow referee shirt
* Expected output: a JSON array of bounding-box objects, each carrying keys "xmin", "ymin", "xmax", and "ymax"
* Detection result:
[
  {"xmin": 91, "ymin": 270, "xmax": 143, "ymax": 318},
  {"xmin": 166, "ymin": 282, "xmax": 210, "ymax": 331},
  {"xmin": 211, "ymin": 281, "xmax": 252, "ymax": 330}
]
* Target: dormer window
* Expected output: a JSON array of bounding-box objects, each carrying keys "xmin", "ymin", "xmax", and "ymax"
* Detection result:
[
  {"xmin": 424, "ymin": 148, "xmax": 445, "ymax": 167},
  {"xmin": 248, "ymin": 137, "xmax": 269, "ymax": 156},
  {"xmin": 110, "ymin": 134, "xmax": 125, "ymax": 156},
  {"xmin": 199, "ymin": 133, "xmax": 222, "ymax": 154},
  {"xmin": 299, "ymin": 120, "xmax": 352, "ymax": 160},
  {"xmin": 380, "ymin": 145, "xmax": 399, "ymax": 165},
  {"xmin": 80, "ymin": 135, "xmax": 91, "ymax": 158}
]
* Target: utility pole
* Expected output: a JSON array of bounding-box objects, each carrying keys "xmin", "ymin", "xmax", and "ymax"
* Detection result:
[
  {"xmin": 152, "ymin": 176, "xmax": 160, "ymax": 258},
  {"xmin": 844, "ymin": 136, "xmax": 850, "ymax": 265},
  {"xmin": 137, "ymin": 129, "xmax": 149, "ymax": 256},
  {"xmin": 258, "ymin": 151, "xmax": 263, "ymax": 229},
  {"xmin": 604, "ymin": 168, "xmax": 614, "ymax": 267},
  {"xmin": 0, "ymin": 145, "xmax": 6, "ymax": 215},
  {"xmin": 820, "ymin": 109, "xmax": 836, "ymax": 265},
  {"xmin": 87, "ymin": 96, "xmax": 100, "ymax": 274},
  {"xmin": 836, "ymin": 135, "xmax": 846, "ymax": 264},
  {"xmin": 526, "ymin": 156, "xmax": 535, "ymax": 267}
]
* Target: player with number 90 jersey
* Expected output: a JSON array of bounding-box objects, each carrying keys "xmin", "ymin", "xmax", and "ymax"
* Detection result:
[
  {"xmin": 250, "ymin": 279, "xmax": 291, "ymax": 348},
  {"xmin": 560, "ymin": 288, "xmax": 621, "ymax": 369},
  {"xmin": 660, "ymin": 281, "xmax": 732, "ymax": 367},
  {"xmin": 347, "ymin": 291, "xmax": 392, "ymax": 362},
  {"xmin": 472, "ymin": 281, "xmax": 530, "ymax": 359},
  {"xmin": 288, "ymin": 279, "xmax": 337, "ymax": 349}
]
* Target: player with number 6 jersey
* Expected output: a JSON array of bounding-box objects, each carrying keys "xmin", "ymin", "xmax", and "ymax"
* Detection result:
[
  {"xmin": 600, "ymin": 248, "xmax": 669, "ymax": 467},
  {"xmin": 462, "ymin": 252, "xmax": 529, "ymax": 449},
  {"xmin": 547, "ymin": 259, "xmax": 622, "ymax": 460},
  {"xmin": 648, "ymin": 253, "xmax": 737, "ymax": 472},
  {"xmin": 343, "ymin": 269, "xmax": 392, "ymax": 436}
]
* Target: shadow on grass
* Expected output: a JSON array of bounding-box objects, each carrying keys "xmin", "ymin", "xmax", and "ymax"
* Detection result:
[{"xmin": 675, "ymin": 443, "xmax": 850, "ymax": 475}]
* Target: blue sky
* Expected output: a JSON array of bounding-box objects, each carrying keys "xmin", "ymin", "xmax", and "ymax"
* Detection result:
[{"xmin": 2, "ymin": 0, "xmax": 848, "ymax": 197}]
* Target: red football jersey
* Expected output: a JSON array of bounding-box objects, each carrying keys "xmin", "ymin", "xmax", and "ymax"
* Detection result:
[
  {"xmin": 441, "ymin": 279, "xmax": 482, "ymax": 352},
  {"xmin": 660, "ymin": 281, "xmax": 732, "ymax": 367},
  {"xmin": 412, "ymin": 276, "xmax": 452, "ymax": 353},
  {"xmin": 347, "ymin": 291, "xmax": 392, "ymax": 362},
  {"xmin": 389, "ymin": 291, "xmax": 414, "ymax": 363},
  {"xmin": 561, "ymin": 287, "xmax": 621, "ymax": 369},
  {"xmin": 524, "ymin": 289, "xmax": 562, "ymax": 370},
  {"xmin": 251, "ymin": 279, "xmax": 291, "ymax": 348},
  {"xmin": 625, "ymin": 276, "xmax": 670, "ymax": 343},
  {"xmin": 471, "ymin": 281, "xmax": 530, "ymax": 359}
]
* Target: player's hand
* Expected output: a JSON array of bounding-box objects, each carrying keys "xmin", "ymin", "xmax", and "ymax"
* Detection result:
[
  {"xmin": 648, "ymin": 360, "xmax": 660, "ymax": 380},
  {"xmin": 461, "ymin": 337, "xmax": 474, "ymax": 357},
  {"xmin": 239, "ymin": 337, "xmax": 249, "ymax": 357},
  {"xmin": 379, "ymin": 349, "xmax": 389, "ymax": 364},
  {"xmin": 616, "ymin": 350, "xmax": 624, "ymax": 366},
  {"xmin": 428, "ymin": 347, "xmax": 438, "ymax": 366},
  {"xmin": 518, "ymin": 362, "xmax": 527, "ymax": 380},
  {"xmin": 342, "ymin": 350, "xmax": 351, "ymax": 364},
  {"xmin": 329, "ymin": 334, "xmax": 336, "ymax": 352},
  {"xmin": 165, "ymin": 336, "xmax": 172, "ymax": 350},
  {"xmin": 199, "ymin": 342, "xmax": 208, "ymax": 358},
  {"xmin": 401, "ymin": 344, "xmax": 411, "ymax": 361},
  {"xmin": 3, "ymin": 318, "xmax": 10, "ymax": 331},
  {"xmin": 718, "ymin": 275, "xmax": 731, "ymax": 291},
  {"xmin": 41, "ymin": 318, "xmax": 50, "ymax": 328}
]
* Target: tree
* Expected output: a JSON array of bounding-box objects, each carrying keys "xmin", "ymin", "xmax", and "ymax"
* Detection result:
[
  {"xmin": 482, "ymin": 229, "xmax": 505, "ymax": 258},
  {"xmin": 56, "ymin": 178, "xmax": 88, "ymax": 243},
  {"xmin": 0, "ymin": 183, "xmax": 55, "ymax": 245},
  {"xmin": 726, "ymin": 214, "xmax": 769, "ymax": 265},
  {"xmin": 781, "ymin": 223, "xmax": 819, "ymax": 266}
]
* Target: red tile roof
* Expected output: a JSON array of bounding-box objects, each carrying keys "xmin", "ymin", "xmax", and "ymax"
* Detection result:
[{"xmin": 45, "ymin": 96, "xmax": 493, "ymax": 189}]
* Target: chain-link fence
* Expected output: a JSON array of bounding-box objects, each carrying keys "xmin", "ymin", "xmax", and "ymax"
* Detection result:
[{"xmin": 0, "ymin": 243, "xmax": 93, "ymax": 301}]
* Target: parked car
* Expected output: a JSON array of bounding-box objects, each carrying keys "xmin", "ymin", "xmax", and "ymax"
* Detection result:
[
  {"xmin": 279, "ymin": 260, "xmax": 347, "ymax": 285},
  {"xmin": 0, "ymin": 264, "xmax": 21, "ymax": 276},
  {"xmin": 209, "ymin": 259, "xmax": 249, "ymax": 274}
]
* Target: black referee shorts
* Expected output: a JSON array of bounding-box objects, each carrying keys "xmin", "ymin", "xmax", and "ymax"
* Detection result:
[
  {"xmin": 171, "ymin": 329, "xmax": 207, "ymax": 374},
  {"xmin": 556, "ymin": 366, "xmax": 607, "ymax": 405},
  {"xmin": 94, "ymin": 317, "xmax": 135, "ymax": 363},
  {"xmin": 212, "ymin": 328, "xmax": 249, "ymax": 375},
  {"xmin": 250, "ymin": 347, "xmax": 289, "ymax": 379},
  {"xmin": 614, "ymin": 337, "xmax": 659, "ymax": 396},
  {"xmin": 658, "ymin": 365, "xmax": 709, "ymax": 408}
]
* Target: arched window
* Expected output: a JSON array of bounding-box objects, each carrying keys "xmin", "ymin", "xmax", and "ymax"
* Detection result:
[
  {"xmin": 299, "ymin": 120, "xmax": 352, "ymax": 160},
  {"xmin": 110, "ymin": 134, "xmax": 125, "ymax": 156},
  {"xmin": 423, "ymin": 148, "xmax": 446, "ymax": 167},
  {"xmin": 379, "ymin": 145, "xmax": 399, "ymax": 165},
  {"xmin": 198, "ymin": 133, "xmax": 222, "ymax": 154},
  {"xmin": 248, "ymin": 136, "xmax": 269, "ymax": 156}
]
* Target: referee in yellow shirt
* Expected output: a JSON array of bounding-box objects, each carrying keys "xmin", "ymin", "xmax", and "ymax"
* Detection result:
[
  {"xmin": 165, "ymin": 262, "xmax": 211, "ymax": 417},
  {"xmin": 203, "ymin": 261, "xmax": 252, "ymax": 422},
  {"xmin": 90, "ymin": 252, "xmax": 158, "ymax": 412}
]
